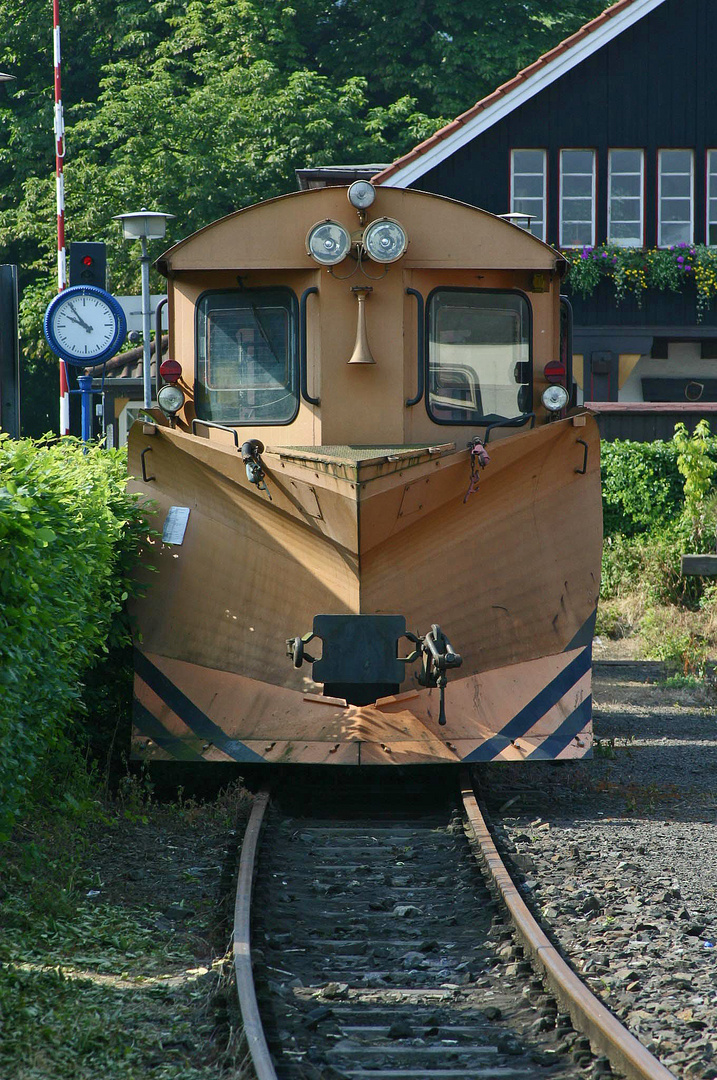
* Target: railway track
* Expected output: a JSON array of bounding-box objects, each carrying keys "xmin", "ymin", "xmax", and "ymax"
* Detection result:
[{"xmin": 233, "ymin": 780, "xmax": 677, "ymax": 1080}]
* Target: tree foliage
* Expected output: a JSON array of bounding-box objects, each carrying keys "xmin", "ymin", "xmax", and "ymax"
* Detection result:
[{"xmin": 0, "ymin": 0, "xmax": 604, "ymax": 431}]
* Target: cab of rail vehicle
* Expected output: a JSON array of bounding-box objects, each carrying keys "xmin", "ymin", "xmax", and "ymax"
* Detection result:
[{"xmin": 148, "ymin": 181, "xmax": 573, "ymax": 447}]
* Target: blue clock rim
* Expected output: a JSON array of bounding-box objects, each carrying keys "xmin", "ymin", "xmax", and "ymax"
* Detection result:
[{"xmin": 44, "ymin": 285, "xmax": 128, "ymax": 367}]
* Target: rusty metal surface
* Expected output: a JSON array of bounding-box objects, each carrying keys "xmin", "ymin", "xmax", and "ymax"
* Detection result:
[
  {"xmin": 233, "ymin": 789, "xmax": 277, "ymax": 1080},
  {"xmin": 461, "ymin": 779, "xmax": 678, "ymax": 1080},
  {"xmin": 131, "ymin": 645, "xmax": 593, "ymax": 765},
  {"xmin": 127, "ymin": 413, "xmax": 600, "ymax": 769}
]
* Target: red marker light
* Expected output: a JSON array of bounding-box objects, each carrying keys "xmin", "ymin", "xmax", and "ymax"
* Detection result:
[
  {"xmin": 160, "ymin": 358, "xmax": 182, "ymax": 384},
  {"xmin": 82, "ymin": 255, "xmax": 94, "ymax": 267},
  {"xmin": 544, "ymin": 361, "xmax": 566, "ymax": 384}
]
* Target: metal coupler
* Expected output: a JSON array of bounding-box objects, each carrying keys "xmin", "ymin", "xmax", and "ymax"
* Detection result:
[
  {"xmin": 412, "ymin": 624, "xmax": 462, "ymax": 725},
  {"xmin": 241, "ymin": 439, "xmax": 272, "ymax": 499}
]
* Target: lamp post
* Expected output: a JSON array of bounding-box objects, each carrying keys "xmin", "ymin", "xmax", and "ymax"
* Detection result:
[{"xmin": 114, "ymin": 209, "xmax": 174, "ymax": 409}]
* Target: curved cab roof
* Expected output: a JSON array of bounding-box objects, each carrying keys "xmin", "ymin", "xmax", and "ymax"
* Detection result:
[{"xmin": 157, "ymin": 187, "xmax": 566, "ymax": 276}]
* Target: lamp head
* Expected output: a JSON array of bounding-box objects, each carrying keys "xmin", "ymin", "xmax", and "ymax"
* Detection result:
[{"xmin": 114, "ymin": 208, "xmax": 175, "ymax": 241}]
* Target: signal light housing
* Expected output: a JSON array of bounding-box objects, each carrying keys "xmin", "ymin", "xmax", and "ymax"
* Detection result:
[
  {"xmin": 157, "ymin": 383, "xmax": 185, "ymax": 416},
  {"xmin": 544, "ymin": 361, "xmax": 566, "ymax": 384},
  {"xmin": 362, "ymin": 217, "xmax": 408, "ymax": 264},
  {"xmin": 159, "ymin": 358, "xmax": 182, "ymax": 384},
  {"xmin": 542, "ymin": 384, "xmax": 569, "ymax": 412},
  {"xmin": 69, "ymin": 241, "xmax": 107, "ymax": 290}
]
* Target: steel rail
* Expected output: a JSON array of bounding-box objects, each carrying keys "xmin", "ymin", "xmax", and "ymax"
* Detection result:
[
  {"xmin": 461, "ymin": 778, "xmax": 677, "ymax": 1080},
  {"xmin": 232, "ymin": 788, "xmax": 277, "ymax": 1080}
]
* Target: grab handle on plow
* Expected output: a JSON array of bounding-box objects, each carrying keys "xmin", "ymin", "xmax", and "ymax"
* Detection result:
[
  {"xmin": 140, "ymin": 447, "xmax": 155, "ymax": 483},
  {"xmin": 575, "ymin": 438, "xmax": 589, "ymax": 475},
  {"xmin": 191, "ymin": 418, "xmax": 240, "ymax": 448}
]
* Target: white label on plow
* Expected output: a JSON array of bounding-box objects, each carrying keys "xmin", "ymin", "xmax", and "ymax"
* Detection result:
[{"xmin": 162, "ymin": 506, "xmax": 191, "ymax": 545}]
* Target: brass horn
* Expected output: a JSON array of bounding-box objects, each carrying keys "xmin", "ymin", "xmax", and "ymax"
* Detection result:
[{"xmin": 346, "ymin": 285, "xmax": 376, "ymax": 365}]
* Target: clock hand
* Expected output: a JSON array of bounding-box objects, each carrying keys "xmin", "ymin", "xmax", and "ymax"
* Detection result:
[
  {"xmin": 62, "ymin": 314, "xmax": 90, "ymax": 329},
  {"xmin": 66, "ymin": 302, "xmax": 93, "ymax": 332}
]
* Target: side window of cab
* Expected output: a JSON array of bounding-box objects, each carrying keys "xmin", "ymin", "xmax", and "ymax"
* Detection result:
[
  {"xmin": 196, "ymin": 288, "xmax": 299, "ymax": 425},
  {"xmin": 427, "ymin": 290, "xmax": 532, "ymax": 424}
]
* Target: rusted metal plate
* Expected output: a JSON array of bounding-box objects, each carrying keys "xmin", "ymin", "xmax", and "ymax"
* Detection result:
[
  {"xmin": 132, "ymin": 644, "xmax": 593, "ymax": 765},
  {"xmin": 129, "ymin": 417, "xmax": 600, "ymax": 694}
]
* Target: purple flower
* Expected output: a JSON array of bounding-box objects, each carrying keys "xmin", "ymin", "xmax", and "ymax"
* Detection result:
[
  {"xmin": 677, "ymin": 256, "xmax": 684, "ymax": 263},
  {"xmin": 602, "ymin": 252, "xmax": 609, "ymax": 259},
  {"xmin": 679, "ymin": 242, "xmax": 687, "ymax": 248},
  {"xmin": 685, "ymin": 265, "xmax": 692, "ymax": 272}
]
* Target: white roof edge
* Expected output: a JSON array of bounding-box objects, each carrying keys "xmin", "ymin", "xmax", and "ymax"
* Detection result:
[{"xmin": 380, "ymin": 0, "xmax": 668, "ymax": 189}]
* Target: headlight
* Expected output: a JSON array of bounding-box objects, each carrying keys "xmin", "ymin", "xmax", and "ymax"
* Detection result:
[
  {"xmin": 158, "ymin": 383, "xmax": 185, "ymax": 415},
  {"xmin": 362, "ymin": 217, "xmax": 408, "ymax": 263},
  {"xmin": 306, "ymin": 220, "xmax": 351, "ymax": 265},
  {"xmin": 348, "ymin": 180, "xmax": 376, "ymax": 210},
  {"xmin": 542, "ymin": 384, "xmax": 569, "ymax": 412}
]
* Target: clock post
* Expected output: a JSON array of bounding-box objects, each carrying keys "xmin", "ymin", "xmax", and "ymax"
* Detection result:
[{"xmin": 77, "ymin": 374, "xmax": 93, "ymax": 443}]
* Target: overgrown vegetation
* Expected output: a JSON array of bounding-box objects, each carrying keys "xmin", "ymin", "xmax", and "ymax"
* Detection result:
[
  {"xmin": 0, "ymin": 435, "xmax": 155, "ymax": 839},
  {"xmin": 599, "ymin": 421, "xmax": 717, "ymax": 678},
  {"xmin": 0, "ymin": 777, "xmax": 253, "ymax": 1080},
  {"xmin": 0, "ymin": 434, "xmax": 258, "ymax": 1079}
]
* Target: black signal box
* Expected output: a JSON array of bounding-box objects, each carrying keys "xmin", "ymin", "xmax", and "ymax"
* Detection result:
[{"xmin": 69, "ymin": 241, "xmax": 107, "ymax": 290}]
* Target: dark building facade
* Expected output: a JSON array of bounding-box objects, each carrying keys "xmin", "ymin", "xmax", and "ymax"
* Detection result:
[{"xmin": 374, "ymin": 0, "xmax": 717, "ymax": 438}]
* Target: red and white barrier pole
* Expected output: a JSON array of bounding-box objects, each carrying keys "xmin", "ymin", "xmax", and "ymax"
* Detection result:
[{"xmin": 53, "ymin": 0, "xmax": 69, "ymax": 435}]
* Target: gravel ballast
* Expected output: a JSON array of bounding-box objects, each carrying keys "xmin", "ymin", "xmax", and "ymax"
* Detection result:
[{"xmin": 480, "ymin": 659, "xmax": 717, "ymax": 1080}]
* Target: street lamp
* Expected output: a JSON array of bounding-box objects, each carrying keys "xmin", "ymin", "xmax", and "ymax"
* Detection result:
[{"xmin": 114, "ymin": 208, "xmax": 174, "ymax": 409}]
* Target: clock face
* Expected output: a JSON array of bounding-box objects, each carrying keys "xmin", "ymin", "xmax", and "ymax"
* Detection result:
[{"xmin": 44, "ymin": 285, "xmax": 127, "ymax": 365}]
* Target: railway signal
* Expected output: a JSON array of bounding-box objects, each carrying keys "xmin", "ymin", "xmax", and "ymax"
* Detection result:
[{"xmin": 69, "ymin": 241, "xmax": 107, "ymax": 290}]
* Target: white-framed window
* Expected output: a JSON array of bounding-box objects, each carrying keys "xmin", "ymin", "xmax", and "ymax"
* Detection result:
[
  {"xmin": 708, "ymin": 151, "xmax": 717, "ymax": 245},
  {"xmin": 608, "ymin": 149, "xmax": 644, "ymax": 246},
  {"xmin": 560, "ymin": 149, "xmax": 596, "ymax": 247},
  {"xmin": 658, "ymin": 149, "xmax": 693, "ymax": 246},
  {"xmin": 511, "ymin": 149, "xmax": 547, "ymax": 241}
]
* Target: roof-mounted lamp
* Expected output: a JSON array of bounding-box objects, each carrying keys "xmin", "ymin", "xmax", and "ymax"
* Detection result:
[
  {"xmin": 362, "ymin": 217, "xmax": 408, "ymax": 264},
  {"xmin": 306, "ymin": 219, "xmax": 352, "ymax": 265},
  {"xmin": 347, "ymin": 180, "xmax": 376, "ymax": 212}
]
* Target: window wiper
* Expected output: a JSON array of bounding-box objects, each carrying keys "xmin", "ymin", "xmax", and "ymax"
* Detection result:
[{"xmin": 251, "ymin": 305, "xmax": 280, "ymax": 365}]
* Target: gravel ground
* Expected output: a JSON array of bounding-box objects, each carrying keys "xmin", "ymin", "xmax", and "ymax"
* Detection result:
[{"xmin": 478, "ymin": 657, "xmax": 717, "ymax": 1080}]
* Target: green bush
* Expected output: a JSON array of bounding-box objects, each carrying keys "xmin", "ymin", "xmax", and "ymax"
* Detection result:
[
  {"xmin": 0, "ymin": 436, "xmax": 154, "ymax": 839},
  {"xmin": 639, "ymin": 606, "xmax": 709, "ymax": 675},
  {"xmin": 601, "ymin": 424, "xmax": 717, "ymax": 608},
  {"xmin": 601, "ymin": 439, "xmax": 684, "ymax": 538}
]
